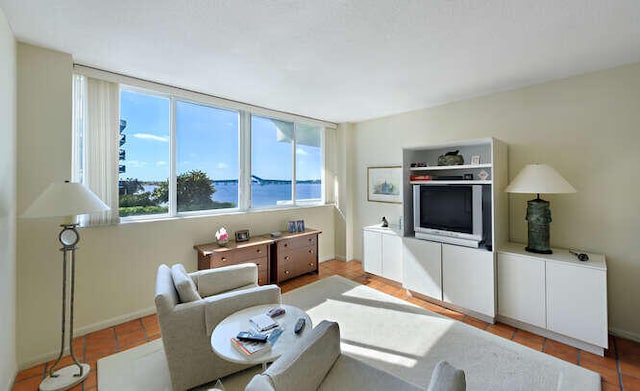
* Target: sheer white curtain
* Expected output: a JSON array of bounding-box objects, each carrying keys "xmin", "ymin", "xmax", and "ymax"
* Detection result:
[{"xmin": 73, "ymin": 75, "xmax": 120, "ymax": 226}]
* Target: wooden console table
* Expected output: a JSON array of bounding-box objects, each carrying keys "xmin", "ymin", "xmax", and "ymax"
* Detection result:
[{"xmin": 194, "ymin": 229, "xmax": 321, "ymax": 285}]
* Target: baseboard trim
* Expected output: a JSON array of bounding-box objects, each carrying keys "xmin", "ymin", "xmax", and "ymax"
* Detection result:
[
  {"xmin": 497, "ymin": 315, "xmax": 605, "ymax": 356},
  {"xmin": 610, "ymin": 327, "xmax": 640, "ymax": 343},
  {"xmin": 18, "ymin": 306, "xmax": 157, "ymax": 370},
  {"xmin": 334, "ymin": 254, "xmax": 346, "ymax": 261}
]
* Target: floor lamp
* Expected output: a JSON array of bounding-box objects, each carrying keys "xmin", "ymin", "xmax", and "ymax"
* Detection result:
[
  {"xmin": 505, "ymin": 164, "xmax": 576, "ymax": 254},
  {"xmin": 21, "ymin": 181, "xmax": 110, "ymax": 391}
]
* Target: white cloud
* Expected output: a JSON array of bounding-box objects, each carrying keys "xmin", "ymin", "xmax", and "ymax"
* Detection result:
[
  {"xmin": 126, "ymin": 160, "xmax": 148, "ymax": 168},
  {"xmin": 296, "ymin": 148, "xmax": 308, "ymax": 156},
  {"xmin": 216, "ymin": 162, "xmax": 229, "ymax": 169},
  {"xmin": 133, "ymin": 133, "xmax": 169, "ymax": 142},
  {"xmin": 156, "ymin": 161, "xmax": 167, "ymax": 166}
]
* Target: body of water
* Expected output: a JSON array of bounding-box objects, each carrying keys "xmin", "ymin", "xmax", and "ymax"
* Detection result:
[{"xmin": 142, "ymin": 181, "xmax": 321, "ymax": 208}]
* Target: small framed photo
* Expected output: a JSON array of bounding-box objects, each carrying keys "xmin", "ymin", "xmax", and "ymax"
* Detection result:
[
  {"xmin": 288, "ymin": 221, "xmax": 296, "ymax": 233},
  {"xmin": 235, "ymin": 229, "xmax": 250, "ymax": 242},
  {"xmin": 296, "ymin": 220, "xmax": 305, "ymax": 232},
  {"xmin": 471, "ymin": 155, "xmax": 480, "ymax": 165}
]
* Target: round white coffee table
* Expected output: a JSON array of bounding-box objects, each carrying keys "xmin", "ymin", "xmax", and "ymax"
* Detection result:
[{"xmin": 211, "ymin": 304, "xmax": 312, "ymax": 367}]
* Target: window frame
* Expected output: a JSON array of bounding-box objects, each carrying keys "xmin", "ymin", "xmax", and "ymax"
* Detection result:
[{"xmin": 115, "ymin": 83, "xmax": 326, "ymax": 222}]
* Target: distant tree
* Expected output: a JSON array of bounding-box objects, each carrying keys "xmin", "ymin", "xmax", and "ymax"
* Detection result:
[
  {"xmin": 153, "ymin": 170, "xmax": 217, "ymax": 211},
  {"xmin": 119, "ymin": 177, "xmax": 144, "ymax": 195}
]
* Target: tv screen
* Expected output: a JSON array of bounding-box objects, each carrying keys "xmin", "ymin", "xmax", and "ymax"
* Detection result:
[{"xmin": 418, "ymin": 186, "xmax": 473, "ymax": 234}]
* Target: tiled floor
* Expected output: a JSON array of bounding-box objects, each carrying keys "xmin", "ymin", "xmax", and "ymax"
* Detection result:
[{"xmin": 12, "ymin": 259, "xmax": 640, "ymax": 390}]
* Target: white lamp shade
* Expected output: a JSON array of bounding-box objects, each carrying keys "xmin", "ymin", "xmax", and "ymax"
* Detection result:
[
  {"xmin": 21, "ymin": 182, "xmax": 110, "ymax": 219},
  {"xmin": 505, "ymin": 164, "xmax": 576, "ymax": 194}
]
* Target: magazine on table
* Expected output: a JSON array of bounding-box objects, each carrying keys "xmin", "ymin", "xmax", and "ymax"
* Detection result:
[
  {"xmin": 249, "ymin": 313, "xmax": 279, "ymax": 332},
  {"xmin": 231, "ymin": 337, "xmax": 271, "ymax": 356}
]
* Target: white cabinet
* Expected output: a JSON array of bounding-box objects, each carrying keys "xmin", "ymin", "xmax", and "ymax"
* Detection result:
[
  {"xmin": 363, "ymin": 229, "xmax": 382, "ymax": 275},
  {"xmin": 363, "ymin": 225, "xmax": 403, "ymax": 283},
  {"xmin": 403, "ymin": 238, "xmax": 442, "ymax": 300},
  {"xmin": 546, "ymin": 262, "xmax": 608, "ymax": 347},
  {"xmin": 497, "ymin": 243, "xmax": 608, "ymax": 354},
  {"xmin": 442, "ymin": 244, "xmax": 495, "ymax": 317},
  {"xmin": 402, "ymin": 239, "xmax": 495, "ymax": 318},
  {"xmin": 497, "ymin": 253, "xmax": 546, "ymax": 328}
]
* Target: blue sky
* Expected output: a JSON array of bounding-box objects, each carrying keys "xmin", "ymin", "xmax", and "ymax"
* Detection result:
[{"xmin": 119, "ymin": 90, "xmax": 321, "ymax": 182}]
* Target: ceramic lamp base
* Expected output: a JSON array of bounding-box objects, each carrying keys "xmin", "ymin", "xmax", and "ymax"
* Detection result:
[
  {"xmin": 525, "ymin": 197, "xmax": 553, "ymax": 254},
  {"xmin": 39, "ymin": 363, "xmax": 90, "ymax": 391}
]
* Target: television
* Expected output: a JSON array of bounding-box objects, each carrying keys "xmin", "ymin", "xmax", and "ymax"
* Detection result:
[{"xmin": 413, "ymin": 184, "xmax": 483, "ymax": 248}]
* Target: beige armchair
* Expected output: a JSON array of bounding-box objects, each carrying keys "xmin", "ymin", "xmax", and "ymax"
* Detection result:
[{"xmin": 155, "ymin": 263, "xmax": 281, "ymax": 391}]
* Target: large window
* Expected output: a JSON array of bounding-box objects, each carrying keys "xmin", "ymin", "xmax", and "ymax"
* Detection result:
[
  {"xmin": 93, "ymin": 81, "xmax": 326, "ymax": 220},
  {"xmin": 118, "ymin": 90, "xmax": 171, "ymax": 217},
  {"xmin": 176, "ymin": 101, "xmax": 239, "ymax": 212},
  {"xmin": 251, "ymin": 116, "xmax": 323, "ymax": 208}
]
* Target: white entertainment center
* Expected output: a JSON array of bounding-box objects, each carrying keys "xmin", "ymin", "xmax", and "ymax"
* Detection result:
[{"xmin": 362, "ymin": 137, "xmax": 608, "ymax": 355}]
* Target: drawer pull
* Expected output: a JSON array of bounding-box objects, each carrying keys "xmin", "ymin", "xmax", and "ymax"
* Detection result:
[
  {"xmin": 309, "ymin": 262, "xmax": 314, "ymax": 267},
  {"xmin": 308, "ymin": 250, "xmax": 314, "ymax": 254},
  {"xmin": 284, "ymin": 256, "xmax": 290, "ymax": 261},
  {"xmin": 308, "ymin": 238, "xmax": 313, "ymax": 242},
  {"xmin": 285, "ymin": 270, "xmax": 290, "ymax": 274},
  {"xmin": 221, "ymin": 257, "xmax": 227, "ymax": 262},
  {"xmin": 284, "ymin": 243, "xmax": 288, "ymax": 247},
  {"xmin": 257, "ymin": 249, "xmax": 262, "ymax": 253}
]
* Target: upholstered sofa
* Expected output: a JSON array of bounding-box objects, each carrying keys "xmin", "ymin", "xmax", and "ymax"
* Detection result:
[
  {"xmin": 155, "ymin": 263, "xmax": 281, "ymax": 391},
  {"xmin": 245, "ymin": 320, "xmax": 466, "ymax": 391}
]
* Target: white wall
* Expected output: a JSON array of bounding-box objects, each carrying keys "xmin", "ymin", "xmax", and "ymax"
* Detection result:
[
  {"xmin": 0, "ymin": 7, "xmax": 17, "ymax": 390},
  {"xmin": 348, "ymin": 62, "xmax": 640, "ymax": 340},
  {"xmin": 16, "ymin": 44, "xmax": 336, "ymax": 368}
]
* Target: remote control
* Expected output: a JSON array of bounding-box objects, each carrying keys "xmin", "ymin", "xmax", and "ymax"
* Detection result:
[
  {"xmin": 236, "ymin": 331, "xmax": 268, "ymax": 343},
  {"xmin": 294, "ymin": 318, "xmax": 306, "ymax": 334},
  {"xmin": 267, "ymin": 307, "xmax": 286, "ymax": 317}
]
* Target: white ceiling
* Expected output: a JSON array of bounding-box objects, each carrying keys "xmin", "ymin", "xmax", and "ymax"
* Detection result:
[{"xmin": 2, "ymin": 1, "xmax": 640, "ymax": 123}]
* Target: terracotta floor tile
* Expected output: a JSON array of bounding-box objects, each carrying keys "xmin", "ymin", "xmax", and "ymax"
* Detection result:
[
  {"xmin": 512, "ymin": 329, "xmax": 545, "ymax": 344},
  {"xmin": 85, "ymin": 328, "xmax": 116, "ymax": 347},
  {"xmin": 581, "ymin": 359, "xmax": 619, "ymax": 385},
  {"xmin": 543, "ymin": 339, "xmax": 579, "ymax": 364},
  {"xmin": 117, "ymin": 328, "xmax": 147, "ymax": 350},
  {"xmin": 14, "ymin": 363, "xmax": 45, "ymax": 382},
  {"xmin": 115, "ymin": 319, "xmax": 143, "ymax": 336},
  {"xmin": 619, "ymin": 353, "xmax": 640, "ymax": 378},
  {"xmin": 546, "ymin": 348, "xmax": 579, "ymax": 364},
  {"xmin": 581, "ymin": 350, "xmax": 619, "ymax": 370},
  {"xmin": 601, "ymin": 381, "xmax": 620, "ymax": 391},
  {"xmin": 11, "ymin": 375, "xmax": 42, "ymax": 391},
  {"xmin": 149, "ymin": 333, "xmax": 162, "ymax": 341},
  {"xmin": 513, "ymin": 337, "xmax": 544, "ymax": 352},
  {"xmin": 141, "ymin": 313, "xmax": 158, "ymax": 327},
  {"xmin": 461, "ymin": 316, "xmax": 489, "ymax": 330},
  {"xmin": 622, "ymin": 374, "xmax": 640, "ymax": 390}
]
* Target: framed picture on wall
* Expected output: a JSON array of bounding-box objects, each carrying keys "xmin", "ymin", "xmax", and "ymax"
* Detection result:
[{"xmin": 367, "ymin": 166, "xmax": 402, "ymax": 204}]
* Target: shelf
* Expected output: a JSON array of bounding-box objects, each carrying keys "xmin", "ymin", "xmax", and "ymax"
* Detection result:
[
  {"xmin": 410, "ymin": 180, "xmax": 492, "ymax": 185},
  {"xmin": 409, "ymin": 163, "xmax": 492, "ymax": 171}
]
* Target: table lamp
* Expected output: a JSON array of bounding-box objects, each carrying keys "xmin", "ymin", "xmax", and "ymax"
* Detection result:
[
  {"xmin": 21, "ymin": 181, "xmax": 110, "ymax": 391},
  {"xmin": 505, "ymin": 164, "xmax": 576, "ymax": 254}
]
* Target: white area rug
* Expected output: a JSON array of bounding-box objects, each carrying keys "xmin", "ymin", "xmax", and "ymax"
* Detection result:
[{"xmin": 99, "ymin": 276, "xmax": 599, "ymax": 390}]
